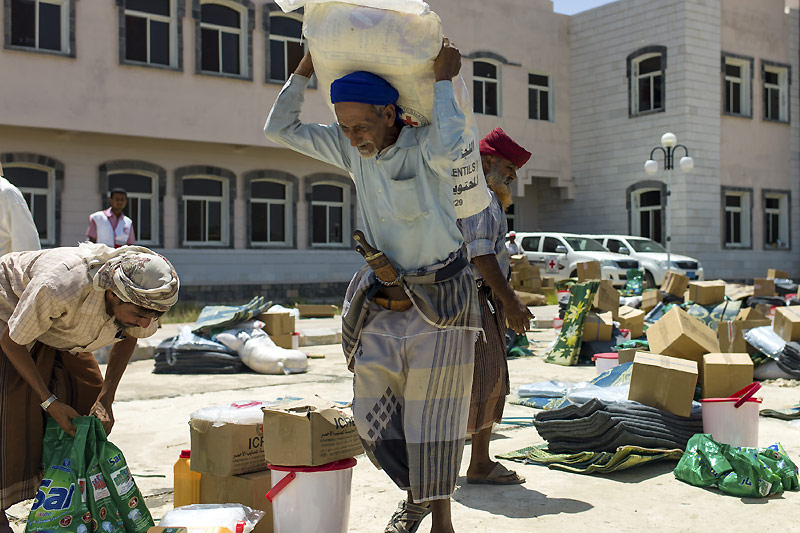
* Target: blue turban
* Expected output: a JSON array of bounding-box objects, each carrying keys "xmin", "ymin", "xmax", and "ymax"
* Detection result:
[{"xmin": 331, "ymin": 71, "xmax": 399, "ymax": 105}]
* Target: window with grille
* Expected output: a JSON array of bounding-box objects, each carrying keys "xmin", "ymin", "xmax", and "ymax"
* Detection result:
[
  {"xmin": 200, "ymin": 2, "xmax": 245, "ymax": 76},
  {"xmin": 269, "ymin": 14, "xmax": 304, "ymax": 83},
  {"xmin": 108, "ymin": 172, "xmax": 157, "ymax": 245},
  {"xmin": 183, "ymin": 176, "xmax": 227, "ymax": 245},
  {"xmin": 9, "ymin": 0, "xmax": 68, "ymax": 52},
  {"xmin": 3, "ymin": 164, "xmax": 55, "ymax": 245},
  {"xmin": 528, "ymin": 73, "xmax": 551, "ymax": 121},
  {"xmin": 311, "ymin": 183, "xmax": 346, "ymax": 245},
  {"xmin": 250, "ymin": 179, "xmax": 290, "ymax": 245},
  {"xmin": 124, "ymin": 0, "xmax": 175, "ymax": 66},
  {"xmin": 473, "ymin": 61, "xmax": 499, "ymax": 116}
]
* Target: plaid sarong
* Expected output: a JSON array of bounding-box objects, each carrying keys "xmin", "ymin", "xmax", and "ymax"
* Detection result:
[
  {"xmin": 352, "ymin": 301, "xmax": 475, "ymax": 502},
  {"xmin": 467, "ymin": 286, "xmax": 509, "ymax": 433},
  {"xmin": 0, "ymin": 343, "xmax": 103, "ymax": 509},
  {"xmin": 341, "ymin": 250, "xmax": 482, "ymax": 371}
]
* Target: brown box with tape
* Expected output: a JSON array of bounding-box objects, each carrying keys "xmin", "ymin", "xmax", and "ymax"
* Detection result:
[
  {"xmin": 688, "ymin": 280, "xmax": 726, "ymax": 306},
  {"xmin": 752, "ymin": 278, "xmax": 776, "ymax": 297},
  {"xmin": 701, "ymin": 353, "xmax": 753, "ymax": 399},
  {"xmin": 767, "ymin": 269, "xmax": 789, "ymax": 280},
  {"xmin": 592, "ymin": 280, "xmax": 620, "ymax": 315},
  {"xmin": 617, "ymin": 305, "xmax": 645, "ymax": 339},
  {"xmin": 577, "ymin": 261, "xmax": 602, "ymax": 281},
  {"xmin": 582, "ymin": 311, "xmax": 613, "ymax": 342},
  {"xmin": 661, "ymin": 271, "xmax": 689, "ymax": 298},
  {"xmin": 641, "ymin": 289, "xmax": 662, "ymax": 312},
  {"xmin": 645, "ymin": 306, "xmax": 719, "ymax": 380},
  {"xmin": 773, "ymin": 306, "xmax": 800, "ymax": 342},
  {"xmin": 257, "ymin": 312, "xmax": 295, "ymax": 336},
  {"xmin": 628, "ymin": 352, "xmax": 698, "ymax": 417},
  {"xmin": 200, "ymin": 471, "xmax": 273, "ymax": 533}
]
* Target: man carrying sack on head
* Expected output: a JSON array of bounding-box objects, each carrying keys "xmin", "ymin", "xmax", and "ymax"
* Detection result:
[
  {"xmin": 457, "ymin": 127, "xmax": 533, "ymax": 486},
  {"xmin": 265, "ymin": 42, "xmax": 482, "ymax": 533},
  {"xmin": 0, "ymin": 243, "xmax": 179, "ymax": 532}
]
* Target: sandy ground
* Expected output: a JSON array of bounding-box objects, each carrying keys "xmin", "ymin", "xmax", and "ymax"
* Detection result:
[{"xmin": 8, "ymin": 311, "xmax": 800, "ymax": 533}]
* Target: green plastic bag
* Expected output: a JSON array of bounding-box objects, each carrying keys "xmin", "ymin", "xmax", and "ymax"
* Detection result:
[
  {"xmin": 92, "ymin": 418, "xmax": 154, "ymax": 532},
  {"xmin": 26, "ymin": 418, "xmax": 93, "ymax": 532},
  {"xmin": 674, "ymin": 434, "xmax": 800, "ymax": 498},
  {"xmin": 85, "ymin": 418, "xmax": 126, "ymax": 533},
  {"xmin": 622, "ymin": 269, "xmax": 644, "ymax": 296}
]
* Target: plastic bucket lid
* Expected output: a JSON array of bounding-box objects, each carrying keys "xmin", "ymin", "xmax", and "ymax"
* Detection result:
[
  {"xmin": 268, "ymin": 458, "xmax": 357, "ymax": 473},
  {"xmin": 592, "ymin": 353, "xmax": 618, "ymax": 361},
  {"xmin": 700, "ymin": 397, "xmax": 762, "ymax": 404}
]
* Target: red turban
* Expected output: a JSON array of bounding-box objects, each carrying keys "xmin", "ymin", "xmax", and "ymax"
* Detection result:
[{"xmin": 478, "ymin": 128, "xmax": 532, "ymax": 169}]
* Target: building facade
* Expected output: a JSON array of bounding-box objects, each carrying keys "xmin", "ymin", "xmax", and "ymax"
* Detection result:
[{"xmin": 0, "ymin": 0, "xmax": 796, "ymax": 303}]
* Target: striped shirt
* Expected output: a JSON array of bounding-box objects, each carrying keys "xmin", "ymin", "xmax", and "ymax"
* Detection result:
[
  {"xmin": 457, "ymin": 191, "xmax": 510, "ymax": 280},
  {"xmin": 0, "ymin": 248, "xmax": 158, "ymax": 353}
]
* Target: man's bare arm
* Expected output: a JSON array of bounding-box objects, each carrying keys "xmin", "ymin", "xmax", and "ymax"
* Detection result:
[
  {"xmin": 91, "ymin": 335, "xmax": 137, "ymax": 435},
  {"xmin": 472, "ymin": 255, "xmax": 533, "ymax": 335}
]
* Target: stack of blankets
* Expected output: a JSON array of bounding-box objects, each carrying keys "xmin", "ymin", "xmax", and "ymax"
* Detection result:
[
  {"xmin": 776, "ymin": 341, "xmax": 800, "ymax": 378},
  {"xmin": 533, "ymin": 398, "xmax": 703, "ymax": 453}
]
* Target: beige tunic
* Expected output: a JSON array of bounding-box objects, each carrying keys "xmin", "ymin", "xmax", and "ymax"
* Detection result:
[{"xmin": 0, "ymin": 247, "xmax": 158, "ymax": 352}]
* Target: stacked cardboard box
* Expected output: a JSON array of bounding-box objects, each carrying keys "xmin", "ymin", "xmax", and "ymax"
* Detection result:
[
  {"xmin": 617, "ymin": 305, "xmax": 645, "ymax": 339},
  {"xmin": 641, "ymin": 289, "xmax": 662, "ymax": 312},
  {"xmin": 688, "ymin": 280, "xmax": 726, "ymax": 306},
  {"xmin": 701, "ymin": 353, "xmax": 754, "ymax": 399},
  {"xmin": 718, "ymin": 308, "xmax": 770, "ymax": 353},
  {"xmin": 592, "ymin": 280, "xmax": 620, "ymax": 316},
  {"xmin": 773, "ymin": 306, "xmax": 800, "ymax": 342},
  {"xmin": 257, "ymin": 312, "xmax": 296, "ymax": 350},
  {"xmin": 628, "ymin": 352, "xmax": 698, "ymax": 417},
  {"xmin": 577, "ymin": 261, "xmax": 602, "ymax": 282},
  {"xmin": 582, "ymin": 311, "xmax": 614, "ymax": 342},
  {"xmin": 753, "ymin": 278, "xmax": 776, "ymax": 297},
  {"xmin": 509, "ymin": 255, "xmax": 542, "ymax": 292},
  {"xmin": 661, "ymin": 271, "xmax": 689, "ymax": 298},
  {"xmin": 767, "ymin": 269, "xmax": 789, "ymax": 280},
  {"xmin": 645, "ymin": 306, "xmax": 720, "ymax": 380}
]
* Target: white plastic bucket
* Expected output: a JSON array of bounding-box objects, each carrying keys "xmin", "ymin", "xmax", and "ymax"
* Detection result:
[
  {"xmin": 266, "ymin": 458, "xmax": 356, "ymax": 533},
  {"xmin": 700, "ymin": 382, "xmax": 762, "ymax": 448},
  {"xmin": 592, "ymin": 353, "xmax": 619, "ymax": 375}
]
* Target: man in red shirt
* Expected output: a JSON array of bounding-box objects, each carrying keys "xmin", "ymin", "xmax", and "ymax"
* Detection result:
[{"xmin": 86, "ymin": 188, "xmax": 136, "ymax": 248}]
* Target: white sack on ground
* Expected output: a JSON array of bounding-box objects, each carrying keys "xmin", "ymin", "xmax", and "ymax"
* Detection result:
[
  {"xmin": 284, "ymin": 0, "xmax": 490, "ymax": 218},
  {"xmin": 240, "ymin": 336, "xmax": 308, "ymax": 375}
]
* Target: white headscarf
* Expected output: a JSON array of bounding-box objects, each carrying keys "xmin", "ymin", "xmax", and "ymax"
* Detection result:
[{"xmin": 77, "ymin": 242, "xmax": 180, "ymax": 313}]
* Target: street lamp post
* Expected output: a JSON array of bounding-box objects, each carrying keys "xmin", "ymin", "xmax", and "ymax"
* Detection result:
[{"xmin": 644, "ymin": 132, "xmax": 694, "ymax": 268}]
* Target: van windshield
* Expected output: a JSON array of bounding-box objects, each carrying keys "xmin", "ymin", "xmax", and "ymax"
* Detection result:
[
  {"xmin": 564, "ymin": 237, "xmax": 607, "ymax": 252},
  {"xmin": 628, "ymin": 239, "xmax": 667, "ymax": 253}
]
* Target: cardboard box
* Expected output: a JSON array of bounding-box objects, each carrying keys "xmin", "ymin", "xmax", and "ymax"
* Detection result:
[
  {"xmin": 752, "ymin": 278, "xmax": 776, "ymax": 297},
  {"xmin": 262, "ymin": 398, "xmax": 363, "ymax": 466},
  {"xmin": 645, "ymin": 306, "xmax": 720, "ymax": 379},
  {"xmin": 257, "ymin": 312, "xmax": 295, "ymax": 336},
  {"xmin": 661, "ymin": 271, "xmax": 689, "ymax": 298},
  {"xmin": 718, "ymin": 318, "xmax": 770, "ymax": 353},
  {"xmin": 200, "ymin": 470, "xmax": 273, "ymax": 533},
  {"xmin": 725, "ymin": 284, "xmax": 754, "ymax": 301},
  {"xmin": 577, "ymin": 261, "xmax": 602, "ymax": 281},
  {"xmin": 767, "ymin": 269, "xmax": 789, "ymax": 280},
  {"xmin": 773, "ymin": 306, "xmax": 800, "ymax": 342},
  {"xmin": 190, "ymin": 411, "xmax": 267, "ymax": 477},
  {"xmin": 701, "ymin": 353, "xmax": 754, "ymax": 399},
  {"xmin": 617, "ymin": 305, "xmax": 645, "ymax": 339},
  {"xmin": 628, "ymin": 352, "xmax": 698, "ymax": 417},
  {"xmin": 736, "ymin": 307, "xmax": 768, "ymax": 322},
  {"xmin": 519, "ymin": 278, "xmax": 542, "ymax": 291},
  {"xmin": 688, "ymin": 280, "xmax": 726, "ymax": 306},
  {"xmin": 582, "ymin": 311, "xmax": 613, "ymax": 342},
  {"xmin": 641, "ymin": 289, "xmax": 662, "ymax": 312},
  {"xmin": 617, "ymin": 348, "xmax": 638, "ymax": 365},
  {"xmin": 541, "ymin": 277, "xmax": 555, "ymax": 288},
  {"xmin": 269, "ymin": 333, "xmax": 294, "ymax": 350},
  {"xmin": 295, "ymin": 304, "xmax": 338, "ymax": 318},
  {"xmin": 516, "ymin": 291, "xmax": 547, "ymax": 306},
  {"xmin": 592, "ymin": 280, "xmax": 620, "ymax": 315}
]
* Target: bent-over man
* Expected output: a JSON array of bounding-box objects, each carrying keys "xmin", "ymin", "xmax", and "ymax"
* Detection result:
[
  {"xmin": 0, "ymin": 243, "xmax": 179, "ymax": 532},
  {"xmin": 457, "ymin": 128, "xmax": 533, "ymax": 485},
  {"xmin": 265, "ymin": 44, "xmax": 481, "ymax": 533}
]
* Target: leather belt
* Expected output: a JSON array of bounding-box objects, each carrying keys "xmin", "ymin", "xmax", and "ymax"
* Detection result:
[{"xmin": 374, "ymin": 296, "xmax": 413, "ymax": 312}]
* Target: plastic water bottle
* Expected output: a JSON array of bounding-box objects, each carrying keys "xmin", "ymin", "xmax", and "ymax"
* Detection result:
[{"xmin": 173, "ymin": 449, "xmax": 201, "ymax": 508}]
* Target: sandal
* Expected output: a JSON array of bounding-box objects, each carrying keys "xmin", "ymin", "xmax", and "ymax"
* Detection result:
[
  {"xmin": 384, "ymin": 499, "xmax": 431, "ymax": 533},
  {"xmin": 467, "ymin": 462, "xmax": 526, "ymax": 485}
]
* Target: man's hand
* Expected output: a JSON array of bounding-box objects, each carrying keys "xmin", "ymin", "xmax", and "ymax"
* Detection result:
[
  {"xmin": 47, "ymin": 401, "xmax": 80, "ymax": 437},
  {"xmin": 505, "ymin": 295, "xmax": 535, "ymax": 336},
  {"xmin": 90, "ymin": 398, "xmax": 115, "ymax": 436},
  {"xmin": 294, "ymin": 52, "xmax": 314, "ymax": 78},
  {"xmin": 434, "ymin": 38, "xmax": 461, "ymax": 81}
]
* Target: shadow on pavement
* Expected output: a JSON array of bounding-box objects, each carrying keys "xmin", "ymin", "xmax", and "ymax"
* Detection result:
[
  {"xmin": 452, "ymin": 480, "xmax": 593, "ymax": 518},
  {"xmin": 598, "ymin": 460, "xmax": 677, "ymax": 484}
]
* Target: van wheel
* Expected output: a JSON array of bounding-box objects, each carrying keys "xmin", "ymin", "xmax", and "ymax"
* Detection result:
[
  {"xmin": 644, "ymin": 271, "xmax": 656, "ymax": 289},
  {"xmin": 570, "ymin": 270, "xmax": 577, "ymax": 279}
]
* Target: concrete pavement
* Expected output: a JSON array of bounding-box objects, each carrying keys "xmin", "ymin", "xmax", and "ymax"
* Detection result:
[{"xmin": 7, "ymin": 309, "xmax": 800, "ymax": 532}]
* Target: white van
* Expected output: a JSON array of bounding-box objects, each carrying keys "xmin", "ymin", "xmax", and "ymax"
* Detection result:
[
  {"xmin": 586, "ymin": 234, "xmax": 705, "ymax": 287},
  {"xmin": 515, "ymin": 232, "xmax": 639, "ymax": 288}
]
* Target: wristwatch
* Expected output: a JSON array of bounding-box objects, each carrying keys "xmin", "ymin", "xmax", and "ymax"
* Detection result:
[{"xmin": 40, "ymin": 394, "xmax": 57, "ymax": 411}]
